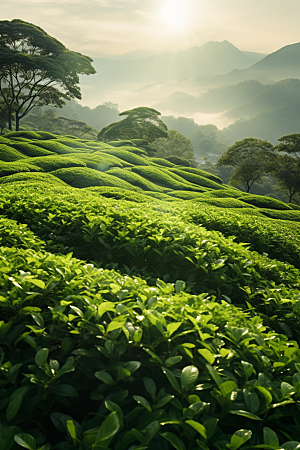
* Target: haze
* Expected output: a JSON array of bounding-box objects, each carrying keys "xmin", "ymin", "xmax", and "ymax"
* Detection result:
[{"xmin": 2, "ymin": 0, "xmax": 300, "ymax": 57}]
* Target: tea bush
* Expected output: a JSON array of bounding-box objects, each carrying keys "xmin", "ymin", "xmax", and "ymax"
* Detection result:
[
  {"xmin": 7, "ymin": 141, "xmax": 54, "ymax": 157},
  {"xmin": 107, "ymin": 168, "xmax": 164, "ymax": 192},
  {"xmin": 25, "ymin": 156, "xmax": 87, "ymax": 172},
  {"xmin": 259, "ymin": 209, "xmax": 300, "ymax": 222},
  {"xmin": 31, "ymin": 140, "xmax": 83, "ymax": 154},
  {"xmin": 131, "ymin": 166, "xmax": 203, "ymax": 191},
  {"xmin": 0, "ymin": 172, "xmax": 68, "ymax": 186},
  {"xmin": 100, "ymin": 148, "xmax": 150, "ymax": 165},
  {"xmin": 170, "ymin": 169, "xmax": 224, "ymax": 190},
  {"xmin": 66, "ymin": 152, "xmax": 127, "ymax": 170},
  {"xmin": 0, "ymin": 246, "xmax": 300, "ymax": 449},
  {"xmin": 0, "ymin": 161, "xmax": 44, "ymax": 177},
  {"xmin": 0, "ymin": 144, "xmax": 27, "ymax": 162},
  {"xmin": 148, "ymin": 158, "xmax": 175, "ymax": 167},
  {"xmin": 84, "ymin": 186, "xmax": 152, "ymax": 203},
  {"xmin": 237, "ymin": 195, "xmax": 292, "ymax": 210},
  {"xmin": 50, "ymin": 167, "xmax": 142, "ymax": 191},
  {"xmin": 179, "ymin": 167, "xmax": 223, "ymax": 184}
]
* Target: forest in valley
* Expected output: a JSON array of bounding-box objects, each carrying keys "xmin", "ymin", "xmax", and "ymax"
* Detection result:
[{"xmin": 1, "ymin": 18, "xmax": 300, "ymax": 450}]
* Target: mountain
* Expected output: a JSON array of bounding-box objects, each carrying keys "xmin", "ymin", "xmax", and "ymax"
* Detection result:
[
  {"xmin": 84, "ymin": 41, "xmax": 265, "ymax": 85},
  {"xmin": 242, "ymin": 42, "xmax": 300, "ymax": 80},
  {"xmin": 154, "ymin": 80, "xmax": 267, "ymax": 113}
]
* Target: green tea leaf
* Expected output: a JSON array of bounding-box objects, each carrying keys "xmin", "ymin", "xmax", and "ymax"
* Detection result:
[
  {"xmin": 263, "ymin": 427, "xmax": 279, "ymax": 447},
  {"xmin": 186, "ymin": 420, "xmax": 207, "ymax": 439},
  {"xmin": 181, "ymin": 365, "xmax": 199, "ymax": 390},
  {"xmin": 229, "ymin": 429, "xmax": 252, "ymax": 450},
  {"xmin": 133, "ymin": 395, "xmax": 152, "ymax": 412},
  {"xmin": 35, "ymin": 348, "xmax": 49, "ymax": 367},
  {"xmin": 198, "ymin": 349, "xmax": 215, "ymax": 364},
  {"xmin": 14, "ymin": 434, "xmax": 36, "ymax": 450},
  {"xmin": 229, "ymin": 410, "xmax": 262, "ymax": 420},
  {"xmin": 95, "ymin": 411, "xmax": 120, "ymax": 443},
  {"xmin": 143, "ymin": 377, "xmax": 156, "ymax": 400},
  {"xmin": 95, "ymin": 370, "xmax": 114, "ymax": 385},
  {"xmin": 161, "ymin": 432, "xmax": 186, "ymax": 450}
]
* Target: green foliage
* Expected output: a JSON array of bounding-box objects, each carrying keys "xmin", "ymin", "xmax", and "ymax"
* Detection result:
[
  {"xmin": 195, "ymin": 197, "xmax": 255, "ymax": 209},
  {"xmin": 4, "ymin": 131, "xmax": 57, "ymax": 140},
  {"xmin": 107, "ymin": 168, "xmax": 164, "ymax": 192},
  {"xmin": 84, "ymin": 186, "xmax": 152, "ymax": 203},
  {"xmin": 0, "ymin": 144, "xmax": 27, "ymax": 161},
  {"xmin": 132, "ymin": 166, "xmax": 203, "ymax": 191},
  {"xmin": 26, "ymin": 156, "xmax": 87, "ymax": 172},
  {"xmin": 217, "ymin": 138, "xmax": 275, "ymax": 192},
  {"xmin": 165, "ymin": 155, "xmax": 193, "ymax": 167},
  {"xmin": 237, "ymin": 194, "xmax": 292, "ymax": 210},
  {"xmin": 99, "ymin": 148, "xmax": 150, "ymax": 165},
  {"xmin": 0, "ymin": 243, "xmax": 300, "ymax": 448},
  {"xmin": 179, "ymin": 167, "xmax": 223, "ymax": 184},
  {"xmin": 170, "ymin": 168, "xmax": 224, "ymax": 190},
  {"xmin": 0, "ymin": 161, "xmax": 44, "ymax": 177},
  {"xmin": 51, "ymin": 167, "xmax": 142, "ymax": 191},
  {"xmin": 149, "ymin": 157, "xmax": 175, "ymax": 167},
  {"xmin": 0, "ymin": 172, "xmax": 68, "ymax": 186},
  {"xmin": 7, "ymin": 141, "xmax": 54, "ymax": 157},
  {"xmin": 30, "ymin": 140, "xmax": 84, "ymax": 155},
  {"xmin": 278, "ymin": 133, "xmax": 300, "ymax": 159},
  {"xmin": 259, "ymin": 208, "xmax": 300, "ymax": 222},
  {"xmin": 149, "ymin": 130, "xmax": 196, "ymax": 165},
  {"xmin": 98, "ymin": 107, "xmax": 168, "ymax": 143},
  {"xmin": 0, "ymin": 19, "xmax": 96, "ymax": 130}
]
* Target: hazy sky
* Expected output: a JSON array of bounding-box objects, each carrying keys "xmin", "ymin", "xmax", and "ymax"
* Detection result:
[{"xmin": 2, "ymin": 0, "xmax": 300, "ymax": 58}]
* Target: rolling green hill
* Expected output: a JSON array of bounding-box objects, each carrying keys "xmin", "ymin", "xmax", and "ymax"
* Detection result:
[{"xmin": 1, "ymin": 132, "xmax": 300, "ymax": 449}]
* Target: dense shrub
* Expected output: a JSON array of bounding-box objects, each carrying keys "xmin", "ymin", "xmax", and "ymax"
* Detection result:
[
  {"xmin": 0, "ymin": 161, "xmax": 44, "ymax": 177},
  {"xmin": 0, "ymin": 144, "xmax": 27, "ymax": 161},
  {"xmin": 8, "ymin": 141, "xmax": 54, "ymax": 157},
  {"xmin": 259, "ymin": 208, "xmax": 300, "ymax": 221},
  {"xmin": 132, "ymin": 166, "xmax": 203, "ymax": 191},
  {"xmin": 149, "ymin": 157, "xmax": 175, "ymax": 167},
  {"xmin": 0, "ymin": 171, "xmax": 68, "ymax": 186},
  {"xmin": 180, "ymin": 167, "xmax": 223, "ymax": 184},
  {"xmin": 100, "ymin": 148, "xmax": 150, "ymax": 165},
  {"xmin": 238, "ymin": 194, "xmax": 292, "ymax": 210},
  {"xmin": 165, "ymin": 155, "xmax": 193, "ymax": 166},
  {"xmin": 66, "ymin": 152, "xmax": 126, "ymax": 170},
  {"xmin": 170, "ymin": 168, "xmax": 224, "ymax": 190},
  {"xmin": 84, "ymin": 186, "xmax": 151, "ymax": 202},
  {"xmin": 51, "ymin": 167, "xmax": 142, "ymax": 191},
  {"xmin": 107, "ymin": 168, "xmax": 164, "ymax": 192},
  {"xmin": 31, "ymin": 139, "xmax": 83, "ymax": 154},
  {"xmin": 26, "ymin": 155, "xmax": 87, "ymax": 172}
]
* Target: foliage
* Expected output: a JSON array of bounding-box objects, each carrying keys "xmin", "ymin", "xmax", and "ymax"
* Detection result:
[
  {"xmin": 149, "ymin": 130, "xmax": 196, "ymax": 165},
  {"xmin": 0, "ymin": 161, "xmax": 44, "ymax": 177},
  {"xmin": 50, "ymin": 167, "xmax": 142, "ymax": 191},
  {"xmin": 237, "ymin": 194, "xmax": 292, "ymax": 210},
  {"xmin": 0, "ymin": 144, "xmax": 27, "ymax": 161},
  {"xmin": 0, "ymin": 171, "xmax": 68, "ymax": 186},
  {"xmin": 170, "ymin": 168, "xmax": 224, "ymax": 191},
  {"xmin": 270, "ymin": 154, "xmax": 300, "ymax": 203},
  {"xmin": 0, "ymin": 19, "xmax": 96, "ymax": 130},
  {"xmin": 216, "ymin": 138, "xmax": 275, "ymax": 193},
  {"xmin": 98, "ymin": 107, "xmax": 168, "ymax": 143},
  {"xmin": 277, "ymin": 133, "xmax": 300, "ymax": 159},
  {"xmin": 107, "ymin": 168, "xmax": 164, "ymax": 192},
  {"xmin": 165, "ymin": 155, "xmax": 193, "ymax": 167}
]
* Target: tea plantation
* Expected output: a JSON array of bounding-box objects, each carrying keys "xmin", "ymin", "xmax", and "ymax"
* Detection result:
[{"xmin": 1, "ymin": 132, "xmax": 300, "ymax": 450}]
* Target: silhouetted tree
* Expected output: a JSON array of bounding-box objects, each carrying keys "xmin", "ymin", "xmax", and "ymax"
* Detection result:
[
  {"xmin": 149, "ymin": 129, "xmax": 196, "ymax": 165},
  {"xmin": 0, "ymin": 19, "xmax": 96, "ymax": 130},
  {"xmin": 98, "ymin": 107, "xmax": 168, "ymax": 143},
  {"xmin": 216, "ymin": 137, "xmax": 274, "ymax": 192},
  {"xmin": 277, "ymin": 134, "xmax": 300, "ymax": 159},
  {"xmin": 270, "ymin": 154, "xmax": 300, "ymax": 203}
]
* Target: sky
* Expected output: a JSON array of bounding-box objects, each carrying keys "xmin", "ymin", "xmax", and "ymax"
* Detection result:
[{"xmin": 2, "ymin": 0, "xmax": 300, "ymax": 58}]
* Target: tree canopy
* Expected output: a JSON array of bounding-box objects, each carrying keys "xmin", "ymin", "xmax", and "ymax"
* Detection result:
[
  {"xmin": 277, "ymin": 133, "xmax": 300, "ymax": 159},
  {"xmin": 97, "ymin": 107, "xmax": 168, "ymax": 143},
  {"xmin": 149, "ymin": 129, "xmax": 196, "ymax": 165},
  {"xmin": 0, "ymin": 19, "xmax": 96, "ymax": 130},
  {"xmin": 270, "ymin": 154, "xmax": 300, "ymax": 203},
  {"xmin": 216, "ymin": 137, "xmax": 274, "ymax": 192}
]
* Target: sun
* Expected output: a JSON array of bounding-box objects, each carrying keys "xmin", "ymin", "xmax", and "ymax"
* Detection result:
[{"xmin": 160, "ymin": 0, "xmax": 189, "ymax": 30}]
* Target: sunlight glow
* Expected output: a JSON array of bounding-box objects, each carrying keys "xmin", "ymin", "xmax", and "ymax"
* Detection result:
[{"xmin": 160, "ymin": 0, "xmax": 189, "ymax": 30}]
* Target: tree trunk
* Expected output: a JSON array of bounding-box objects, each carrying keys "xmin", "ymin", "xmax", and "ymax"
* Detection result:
[{"xmin": 15, "ymin": 114, "xmax": 20, "ymax": 131}]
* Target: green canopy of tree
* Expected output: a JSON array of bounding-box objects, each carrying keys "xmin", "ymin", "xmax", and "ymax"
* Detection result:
[
  {"xmin": 270, "ymin": 154, "xmax": 300, "ymax": 203},
  {"xmin": 277, "ymin": 133, "xmax": 300, "ymax": 159},
  {"xmin": 0, "ymin": 19, "xmax": 96, "ymax": 131},
  {"xmin": 97, "ymin": 107, "xmax": 168, "ymax": 143},
  {"xmin": 149, "ymin": 129, "xmax": 196, "ymax": 165},
  {"xmin": 216, "ymin": 137, "xmax": 274, "ymax": 192}
]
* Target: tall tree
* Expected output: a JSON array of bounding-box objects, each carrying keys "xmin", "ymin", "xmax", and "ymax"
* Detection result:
[
  {"xmin": 149, "ymin": 129, "xmax": 196, "ymax": 165},
  {"xmin": 97, "ymin": 107, "xmax": 168, "ymax": 143},
  {"xmin": 0, "ymin": 19, "xmax": 96, "ymax": 130},
  {"xmin": 277, "ymin": 134, "xmax": 300, "ymax": 159},
  {"xmin": 216, "ymin": 137, "xmax": 274, "ymax": 192},
  {"xmin": 270, "ymin": 154, "xmax": 300, "ymax": 203}
]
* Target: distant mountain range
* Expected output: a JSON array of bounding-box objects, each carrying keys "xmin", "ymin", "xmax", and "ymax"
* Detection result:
[{"xmin": 85, "ymin": 41, "xmax": 266, "ymax": 85}]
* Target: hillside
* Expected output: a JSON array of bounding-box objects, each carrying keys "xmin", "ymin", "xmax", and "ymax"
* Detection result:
[{"xmin": 1, "ymin": 132, "xmax": 300, "ymax": 449}]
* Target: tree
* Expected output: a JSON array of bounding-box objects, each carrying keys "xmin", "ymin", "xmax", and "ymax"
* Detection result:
[
  {"xmin": 97, "ymin": 107, "xmax": 168, "ymax": 143},
  {"xmin": 0, "ymin": 19, "xmax": 96, "ymax": 131},
  {"xmin": 277, "ymin": 134, "xmax": 300, "ymax": 159},
  {"xmin": 270, "ymin": 154, "xmax": 300, "ymax": 203},
  {"xmin": 216, "ymin": 137, "xmax": 274, "ymax": 192},
  {"xmin": 149, "ymin": 129, "xmax": 196, "ymax": 165},
  {"xmin": 0, "ymin": 106, "xmax": 8, "ymax": 134}
]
